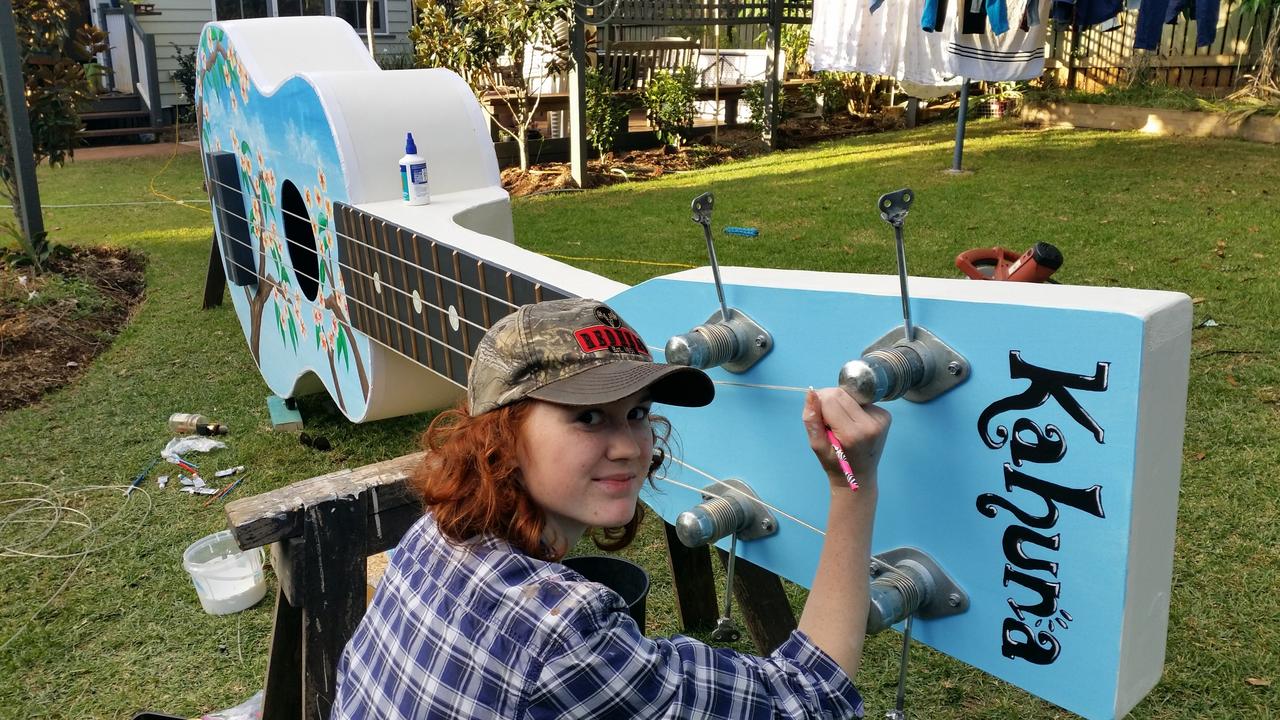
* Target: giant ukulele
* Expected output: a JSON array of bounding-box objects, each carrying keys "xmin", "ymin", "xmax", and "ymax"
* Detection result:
[{"xmin": 198, "ymin": 17, "xmax": 1191, "ymax": 720}]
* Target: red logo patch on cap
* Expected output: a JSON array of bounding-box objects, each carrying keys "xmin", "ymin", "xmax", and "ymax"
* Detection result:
[{"xmin": 575, "ymin": 325, "xmax": 651, "ymax": 357}]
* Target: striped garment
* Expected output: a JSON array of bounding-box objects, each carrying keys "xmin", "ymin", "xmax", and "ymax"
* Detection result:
[{"xmin": 333, "ymin": 513, "xmax": 864, "ymax": 719}]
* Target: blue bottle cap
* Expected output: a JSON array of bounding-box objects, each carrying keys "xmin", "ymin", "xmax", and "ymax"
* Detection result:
[{"xmin": 405, "ymin": 132, "xmax": 417, "ymax": 155}]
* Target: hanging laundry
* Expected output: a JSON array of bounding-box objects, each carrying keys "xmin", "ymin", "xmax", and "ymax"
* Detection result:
[
  {"xmin": 921, "ymin": 0, "xmax": 949, "ymax": 32},
  {"xmin": 1134, "ymin": 0, "xmax": 1219, "ymax": 49},
  {"xmin": 1050, "ymin": 0, "xmax": 1124, "ymax": 27},
  {"xmin": 961, "ymin": 0, "xmax": 991, "ymax": 34},
  {"xmin": 943, "ymin": 0, "xmax": 1054, "ymax": 81},
  {"xmin": 811, "ymin": 0, "xmax": 964, "ymax": 96}
]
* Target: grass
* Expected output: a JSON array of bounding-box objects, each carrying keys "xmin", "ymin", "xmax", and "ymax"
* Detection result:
[{"xmin": 1, "ymin": 120, "xmax": 1278, "ymax": 719}]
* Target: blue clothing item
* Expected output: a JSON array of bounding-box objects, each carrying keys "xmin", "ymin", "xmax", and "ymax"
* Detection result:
[
  {"xmin": 921, "ymin": 0, "xmax": 948, "ymax": 32},
  {"xmin": 988, "ymin": 0, "xmax": 1011, "ymax": 35},
  {"xmin": 871, "ymin": 0, "xmax": 886, "ymax": 13},
  {"xmin": 332, "ymin": 513, "xmax": 866, "ymax": 720},
  {"xmin": 1050, "ymin": 0, "xmax": 1122, "ymax": 25},
  {"xmin": 958, "ymin": 0, "xmax": 1011, "ymax": 35},
  {"xmin": 1135, "ymin": 0, "xmax": 1219, "ymax": 49}
]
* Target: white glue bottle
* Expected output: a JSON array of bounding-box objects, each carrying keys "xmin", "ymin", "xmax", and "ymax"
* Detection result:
[{"xmin": 399, "ymin": 132, "xmax": 430, "ymax": 205}]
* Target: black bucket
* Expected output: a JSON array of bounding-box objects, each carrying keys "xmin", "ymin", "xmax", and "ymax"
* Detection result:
[{"xmin": 562, "ymin": 555, "xmax": 650, "ymax": 629}]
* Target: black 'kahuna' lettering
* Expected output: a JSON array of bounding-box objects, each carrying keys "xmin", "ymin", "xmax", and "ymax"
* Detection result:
[
  {"xmin": 977, "ymin": 351, "xmax": 1112, "ymax": 667},
  {"xmin": 978, "ymin": 351, "xmax": 1109, "ymax": 449}
]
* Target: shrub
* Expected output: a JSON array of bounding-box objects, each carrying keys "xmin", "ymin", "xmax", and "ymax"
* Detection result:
[
  {"xmin": 642, "ymin": 67, "xmax": 697, "ymax": 149},
  {"xmin": 585, "ymin": 67, "xmax": 628, "ymax": 158},
  {"xmin": 170, "ymin": 43, "xmax": 197, "ymax": 119}
]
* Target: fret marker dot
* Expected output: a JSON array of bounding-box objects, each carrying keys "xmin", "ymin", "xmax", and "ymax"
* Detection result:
[
  {"xmin": 373, "ymin": 271, "xmax": 382, "ymax": 295},
  {"xmin": 448, "ymin": 305, "xmax": 460, "ymax": 332},
  {"xmin": 412, "ymin": 290, "xmax": 423, "ymax": 314}
]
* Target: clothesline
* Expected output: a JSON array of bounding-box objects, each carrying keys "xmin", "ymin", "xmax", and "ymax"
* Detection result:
[{"xmin": 809, "ymin": 0, "xmax": 1220, "ymax": 91}]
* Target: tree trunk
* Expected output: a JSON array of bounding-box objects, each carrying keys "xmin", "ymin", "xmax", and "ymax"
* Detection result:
[{"xmin": 517, "ymin": 132, "xmax": 528, "ymax": 172}]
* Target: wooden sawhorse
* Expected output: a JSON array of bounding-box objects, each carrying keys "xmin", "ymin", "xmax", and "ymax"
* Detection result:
[{"xmin": 225, "ymin": 453, "xmax": 799, "ymax": 720}]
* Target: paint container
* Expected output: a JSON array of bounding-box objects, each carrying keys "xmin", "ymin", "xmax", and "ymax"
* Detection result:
[
  {"xmin": 562, "ymin": 555, "xmax": 650, "ymax": 629},
  {"xmin": 399, "ymin": 132, "xmax": 430, "ymax": 206},
  {"xmin": 183, "ymin": 530, "xmax": 267, "ymax": 615}
]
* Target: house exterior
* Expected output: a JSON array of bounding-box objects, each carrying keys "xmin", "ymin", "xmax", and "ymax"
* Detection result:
[{"xmin": 89, "ymin": 0, "xmax": 416, "ymax": 120}]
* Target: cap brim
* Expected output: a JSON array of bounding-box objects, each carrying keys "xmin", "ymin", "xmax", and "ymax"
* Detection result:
[{"xmin": 527, "ymin": 361, "xmax": 714, "ymax": 409}]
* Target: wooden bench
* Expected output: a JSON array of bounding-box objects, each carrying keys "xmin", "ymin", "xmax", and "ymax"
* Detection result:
[
  {"xmin": 226, "ymin": 452, "xmax": 799, "ymax": 720},
  {"xmin": 602, "ymin": 38, "xmax": 701, "ymax": 90}
]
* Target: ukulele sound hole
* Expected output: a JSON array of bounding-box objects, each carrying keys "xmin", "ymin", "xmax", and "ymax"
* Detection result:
[{"xmin": 281, "ymin": 180, "xmax": 321, "ymax": 302}]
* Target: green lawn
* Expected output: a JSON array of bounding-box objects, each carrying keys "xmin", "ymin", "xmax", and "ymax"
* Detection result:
[{"xmin": 1, "ymin": 121, "xmax": 1277, "ymax": 719}]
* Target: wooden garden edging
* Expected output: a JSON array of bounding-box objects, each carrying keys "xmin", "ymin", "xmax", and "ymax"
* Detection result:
[{"xmin": 1022, "ymin": 101, "xmax": 1280, "ymax": 144}]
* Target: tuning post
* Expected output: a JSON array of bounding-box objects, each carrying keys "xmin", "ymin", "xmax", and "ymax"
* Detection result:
[
  {"xmin": 674, "ymin": 479, "xmax": 778, "ymax": 548},
  {"xmin": 865, "ymin": 547, "xmax": 968, "ymax": 635},
  {"xmin": 839, "ymin": 189, "xmax": 970, "ymax": 404},
  {"xmin": 675, "ymin": 479, "xmax": 776, "ymax": 645},
  {"xmin": 665, "ymin": 193, "xmax": 773, "ymax": 373}
]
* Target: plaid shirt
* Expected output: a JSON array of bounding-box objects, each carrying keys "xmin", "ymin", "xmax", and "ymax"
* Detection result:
[{"xmin": 333, "ymin": 514, "xmax": 864, "ymax": 719}]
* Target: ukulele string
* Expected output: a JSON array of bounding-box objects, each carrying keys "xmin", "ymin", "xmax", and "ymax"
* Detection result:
[
  {"xmin": 209, "ymin": 193, "xmax": 529, "ymax": 332},
  {"xmin": 205, "ymin": 176, "xmax": 579, "ymax": 313},
  {"xmin": 656, "ymin": 466, "xmax": 827, "ymax": 537},
  {"xmin": 215, "ymin": 230, "xmax": 492, "ymax": 340},
  {"xmin": 208, "ymin": 192, "xmax": 526, "ymax": 320},
  {"xmin": 646, "ymin": 345, "xmax": 814, "ymax": 395},
  {"xmin": 215, "ymin": 242, "xmax": 483, "ymax": 366}
]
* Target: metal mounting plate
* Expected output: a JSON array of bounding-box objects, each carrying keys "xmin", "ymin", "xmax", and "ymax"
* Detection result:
[
  {"xmin": 862, "ymin": 325, "xmax": 969, "ymax": 403},
  {"xmin": 704, "ymin": 308, "xmax": 773, "ymax": 374},
  {"xmin": 871, "ymin": 546, "xmax": 969, "ymax": 620},
  {"xmin": 699, "ymin": 478, "xmax": 778, "ymax": 540}
]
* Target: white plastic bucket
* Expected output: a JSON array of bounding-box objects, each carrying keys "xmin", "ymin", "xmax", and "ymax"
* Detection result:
[{"xmin": 183, "ymin": 530, "xmax": 267, "ymax": 615}]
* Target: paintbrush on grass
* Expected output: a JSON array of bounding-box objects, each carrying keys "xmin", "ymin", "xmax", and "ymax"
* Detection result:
[{"xmin": 203, "ymin": 473, "xmax": 250, "ymax": 507}]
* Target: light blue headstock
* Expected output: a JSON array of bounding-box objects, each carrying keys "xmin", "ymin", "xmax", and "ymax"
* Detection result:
[{"xmin": 609, "ymin": 268, "xmax": 1191, "ymax": 720}]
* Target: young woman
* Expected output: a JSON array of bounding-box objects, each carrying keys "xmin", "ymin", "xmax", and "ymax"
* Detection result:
[{"xmin": 333, "ymin": 298, "xmax": 890, "ymax": 719}]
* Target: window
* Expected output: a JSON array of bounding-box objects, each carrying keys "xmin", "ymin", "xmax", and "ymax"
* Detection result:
[
  {"xmin": 334, "ymin": 0, "xmax": 385, "ymax": 33},
  {"xmin": 213, "ymin": 0, "xmax": 385, "ymax": 33},
  {"xmin": 215, "ymin": 0, "xmax": 269, "ymax": 20},
  {"xmin": 276, "ymin": 0, "xmax": 326, "ymax": 16}
]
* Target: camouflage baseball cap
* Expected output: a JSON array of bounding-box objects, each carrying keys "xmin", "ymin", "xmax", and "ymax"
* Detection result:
[{"xmin": 467, "ymin": 298, "xmax": 714, "ymax": 416}]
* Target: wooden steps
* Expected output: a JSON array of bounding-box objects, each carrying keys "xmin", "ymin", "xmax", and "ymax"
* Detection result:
[{"xmin": 80, "ymin": 92, "xmax": 168, "ymax": 143}]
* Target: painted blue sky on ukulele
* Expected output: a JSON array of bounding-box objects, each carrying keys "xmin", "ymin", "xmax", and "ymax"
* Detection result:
[{"xmin": 198, "ymin": 24, "xmax": 372, "ymax": 417}]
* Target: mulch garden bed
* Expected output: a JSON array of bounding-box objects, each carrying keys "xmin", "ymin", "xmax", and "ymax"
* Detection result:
[
  {"xmin": 0, "ymin": 246, "xmax": 147, "ymax": 412},
  {"xmin": 500, "ymin": 114, "xmax": 906, "ymax": 197}
]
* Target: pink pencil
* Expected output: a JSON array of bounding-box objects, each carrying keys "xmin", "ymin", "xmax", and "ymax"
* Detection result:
[{"xmin": 825, "ymin": 429, "xmax": 859, "ymax": 491}]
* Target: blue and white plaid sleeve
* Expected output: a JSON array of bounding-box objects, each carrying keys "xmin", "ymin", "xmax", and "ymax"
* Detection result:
[{"xmin": 526, "ymin": 586, "xmax": 864, "ymax": 720}]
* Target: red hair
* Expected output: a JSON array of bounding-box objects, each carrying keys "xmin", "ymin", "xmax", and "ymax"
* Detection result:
[{"xmin": 412, "ymin": 400, "xmax": 670, "ymax": 561}]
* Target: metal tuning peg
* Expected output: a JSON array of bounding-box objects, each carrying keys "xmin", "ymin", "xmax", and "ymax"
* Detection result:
[
  {"xmin": 675, "ymin": 479, "xmax": 777, "ymax": 644},
  {"xmin": 839, "ymin": 189, "xmax": 970, "ymax": 405},
  {"xmin": 865, "ymin": 548, "xmax": 968, "ymax": 635},
  {"xmin": 665, "ymin": 192, "xmax": 773, "ymax": 373},
  {"xmin": 674, "ymin": 479, "xmax": 777, "ymax": 548},
  {"xmin": 675, "ymin": 479, "xmax": 773, "ymax": 640},
  {"xmin": 867, "ymin": 547, "xmax": 969, "ymax": 720}
]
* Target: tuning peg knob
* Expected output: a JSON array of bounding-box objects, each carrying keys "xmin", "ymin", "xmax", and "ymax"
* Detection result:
[
  {"xmin": 673, "ymin": 479, "xmax": 777, "ymax": 548},
  {"xmin": 839, "ymin": 326, "xmax": 968, "ymax": 405}
]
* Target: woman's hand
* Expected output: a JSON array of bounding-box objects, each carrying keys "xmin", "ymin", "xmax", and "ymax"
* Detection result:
[{"xmin": 802, "ymin": 387, "xmax": 891, "ymax": 491}]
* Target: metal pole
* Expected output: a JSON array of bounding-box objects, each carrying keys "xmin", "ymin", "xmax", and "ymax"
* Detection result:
[
  {"xmin": 762, "ymin": 0, "xmax": 783, "ymax": 148},
  {"xmin": 568, "ymin": 12, "xmax": 588, "ymax": 188},
  {"xmin": 949, "ymin": 79, "xmax": 971, "ymax": 173},
  {"xmin": 0, "ymin": 0, "xmax": 47, "ymax": 265},
  {"xmin": 1066, "ymin": 14, "xmax": 1082, "ymax": 91}
]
